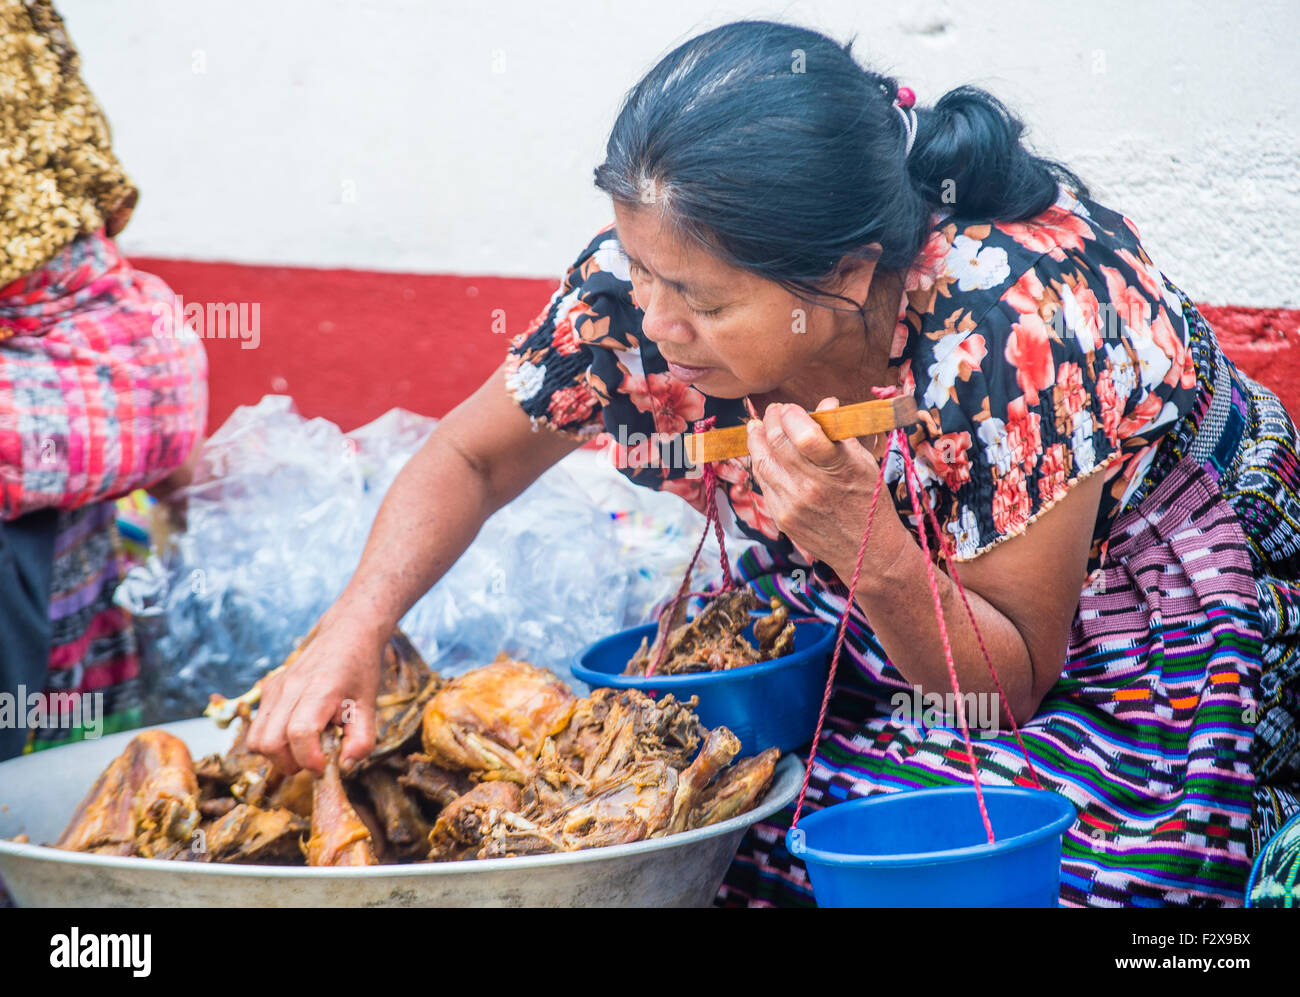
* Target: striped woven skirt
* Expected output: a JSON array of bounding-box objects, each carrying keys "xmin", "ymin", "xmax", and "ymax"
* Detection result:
[{"xmin": 716, "ymin": 351, "xmax": 1300, "ymax": 908}]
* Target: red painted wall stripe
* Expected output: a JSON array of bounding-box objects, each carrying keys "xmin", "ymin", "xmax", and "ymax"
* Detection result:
[{"xmin": 130, "ymin": 257, "xmax": 1300, "ymax": 434}]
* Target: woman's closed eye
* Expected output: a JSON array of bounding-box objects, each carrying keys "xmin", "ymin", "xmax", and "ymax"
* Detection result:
[
  {"xmin": 688, "ymin": 302, "xmax": 725, "ymax": 318},
  {"xmin": 627, "ymin": 259, "xmax": 724, "ymax": 318}
]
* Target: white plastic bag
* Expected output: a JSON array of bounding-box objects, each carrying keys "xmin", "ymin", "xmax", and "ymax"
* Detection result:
[{"xmin": 117, "ymin": 395, "xmax": 748, "ymax": 722}]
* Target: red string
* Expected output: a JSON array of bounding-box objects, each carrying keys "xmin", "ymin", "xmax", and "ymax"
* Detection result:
[
  {"xmin": 647, "ymin": 385, "xmax": 1043, "ymax": 846},
  {"xmin": 906, "ymin": 457, "xmax": 1044, "ymax": 790},
  {"xmin": 645, "ymin": 415, "xmax": 733, "ymax": 678},
  {"xmin": 896, "ymin": 429, "xmax": 995, "ymax": 843},
  {"xmin": 789, "ymin": 429, "xmax": 892, "ymax": 826}
]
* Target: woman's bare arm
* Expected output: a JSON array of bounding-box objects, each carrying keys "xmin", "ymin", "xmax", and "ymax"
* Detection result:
[{"xmin": 245, "ymin": 362, "xmax": 585, "ymax": 774}]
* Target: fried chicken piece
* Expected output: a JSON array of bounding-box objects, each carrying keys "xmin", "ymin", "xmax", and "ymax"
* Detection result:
[
  {"xmin": 753, "ymin": 598, "xmax": 796, "ymax": 658},
  {"xmin": 201, "ymin": 804, "xmax": 309, "ymax": 864},
  {"xmin": 667, "ymin": 726, "xmax": 741, "ymax": 834},
  {"xmin": 304, "ymin": 730, "xmax": 377, "ymax": 866},
  {"xmin": 193, "ymin": 716, "xmax": 281, "ymax": 807},
  {"xmin": 420, "ymin": 655, "xmax": 576, "ymax": 779},
  {"xmin": 626, "ymin": 588, "xmax": 798, "ymax": 675},
  {"xmin": 397, "ymin": 753, "xmax": 472, "ymax": 809},
  {"xmin": 579, "ymin": 690, "xmax": 704, "ymax": 782},
  {"xmin": 426, "ymin": 781, "xmax": 522, "ymax": 860},
  {"xmin": 359, "ymin": 632, "xmax": 442, "ymax": 769},
  {"xmin": 347, "ymin": 793, "xmax": 389, "ymax": 864},
  {"xmin": 198, "ymin": 797, "xmax": 238, "ymax": 820},
  {"xmin": 359, "ymin": 767, "xmax": 432, "ymax": 858},
  {"xmin": 54, "ymin": 730, "xmax": 200, "ymax": 857},
  {"xmin": 687, "ymin": 747, "xmax": 780, "ymax": 829},
  {"xmin": 268, "ymin": 768, "xmax": 314, "ymax": 818}
]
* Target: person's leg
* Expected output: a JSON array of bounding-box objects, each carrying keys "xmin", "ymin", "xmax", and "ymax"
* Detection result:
[{"xmin": 0, "ymin": 507, "xmax": 58, "ymax": 760}]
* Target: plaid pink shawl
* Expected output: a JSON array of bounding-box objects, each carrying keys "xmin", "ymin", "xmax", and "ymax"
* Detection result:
[{"xmin": 0, "ymin": 229, "xmax": 208, "ymax": 518}]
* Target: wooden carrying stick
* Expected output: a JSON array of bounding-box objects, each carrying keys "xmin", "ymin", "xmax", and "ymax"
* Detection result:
[{"xmin": 684, "ymin": 395, "xmax": 919, "ymax": 464}]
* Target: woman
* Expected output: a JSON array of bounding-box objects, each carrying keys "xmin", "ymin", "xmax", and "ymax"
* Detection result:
[
  {"xmin": 246, "ymin": 20, "xmax": 1300, "ymax": 906},
  {"xmin": 0, "ymin": 0, "xmax": 208, "ymax": 760}
]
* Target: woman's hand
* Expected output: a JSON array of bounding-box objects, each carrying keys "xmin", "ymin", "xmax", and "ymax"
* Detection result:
[
  {"xmin": 244, "ymin": 607, "xmax": 385, "ymax": 776},
  {"xmin": 745, "ymin": 397, "xmax": 907, "ymax": 575},
  {"xmin": 146, "ymin": 436, "xmax": 204, "ymax": 503},
  {"xmin": 242, "ymin": 359, "xmax": 587, "ymax": 777}
]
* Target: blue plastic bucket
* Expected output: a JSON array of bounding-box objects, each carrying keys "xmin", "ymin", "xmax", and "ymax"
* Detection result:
[
  {"xmin": 573, "ymin": 615, "xmax": 836, "ymax": 756},
  {"xmin": 787, "ymin": 786, "xmax": 1077, "ymax": 907}
]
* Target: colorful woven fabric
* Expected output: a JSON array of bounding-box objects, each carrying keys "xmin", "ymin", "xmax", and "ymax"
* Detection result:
[
  {"xmin": 29, "ymin": 498, "xmax": 144, "ymax": 749},
  {"xmin": 719, "ymin": 444, "xmax": 1262, "ymax": 907},
  {"xmin": 0, "ymin": 229, "xmax": 206, "ymax": 754}
]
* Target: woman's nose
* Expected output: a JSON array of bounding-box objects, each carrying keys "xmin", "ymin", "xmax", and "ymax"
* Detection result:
[{"xmin": 637, "ymin": 287, "xmax": 693, "ymax": 347}]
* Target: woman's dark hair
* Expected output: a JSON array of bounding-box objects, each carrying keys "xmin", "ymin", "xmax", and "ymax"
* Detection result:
[{"xmin": 594, "ymin": 19, "xmax": 1089, "ymax": 314}]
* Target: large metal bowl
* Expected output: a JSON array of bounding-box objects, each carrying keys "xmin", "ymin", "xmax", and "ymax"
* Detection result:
[{"xmin": 0, "ymin": 717, "xmax": 799, "ymax": 907}]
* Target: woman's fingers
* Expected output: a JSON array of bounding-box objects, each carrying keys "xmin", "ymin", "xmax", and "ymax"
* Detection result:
[
  {"xmin": 778, "ymin": 404, "xmax": 841, "ymax": 468},
  {"xmin": 286, "ymin": 693, "xmax": 338, "ymax": 775},
  {"xmin": 246, "ymin": 671, "xmax": 301, "ymax": 775},
  {"xmin": 338, "ymin": 701, "xmax": 377, "ymax": 773},
  {"xmin": 245, "ymin": 671, "xmax": 280, "ymax": 745},
  {"xmin": 747, "ymin": 410, "xmax": 786, "ymax": 490}
]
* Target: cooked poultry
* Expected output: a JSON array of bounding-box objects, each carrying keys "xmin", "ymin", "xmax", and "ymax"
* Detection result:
[
  {"xmin": 195, "ymin": 714, "xmax": 280, "ymax": 808},
  {"xmin": 625, "ymin": 588, "xmax": 796, "ymax": 675},
  {"xmin": 396, "ymin": 753, "xmax": 472, "ymax": 808},
  {"xmin": 268, "ymin": 768, "xmax": 315, "ymax": 818},
  {"xmin": 347, "ymin": 792, "xmax": 390, "ymax": 864},
  {"xmin": 687, "ymin": 748, "xmax": 781, "ymax": 829},
  {"xmin": 476, "ymin": 692, "xmax": 752, "ymax": 859},
  {"xmin": 304, "ymin": 729, "xmax": 377, "ymax": 866},
  {"xmin": 566, "ymin": 689, "xmax": 703, "ymax": 781},
  {"xmin": 427, "ymin": 781, "xmax": 523, "ymax": 860},
  {"xmin": 753, "ymin": 600, "xmax": 796, "ymax": 659},
  {"xmin": 54, "ymin": 730, "xmax": 200, "ymax": 858},
  {"xmin": 357, "ymin": 631, "xmax": 443, "ymax": 770},
  {"xmin": 54, "ymin": 633, "xmax": 780, "ymax": 868},
  {"xmin": 667, "ymin": 727, "xmax": 741, "ymax": 833},
  {"xmin": 421, "ymin": 655, "xmax": 576, "ymax": 779},
  {"xmin": 201, "ymin": 804, "xmax": 309, "ymax": 864},
  {"xmin": 358, "ymin": 767, "xmax": 432, "ymax": 858}
]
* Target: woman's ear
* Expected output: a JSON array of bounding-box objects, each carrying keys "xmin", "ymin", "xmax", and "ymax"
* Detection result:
[{"xmin": 829, "ymin": 244, "xmax": 882, "ymax": 301}]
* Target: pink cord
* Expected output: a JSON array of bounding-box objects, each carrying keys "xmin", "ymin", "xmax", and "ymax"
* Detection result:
[
  {"xmin": 790, "ymin": 430, "xmax": 892, "ymax": 826},
  {"xmin": 787, "ymin": 389, "xmax": 1044, "ymax": 846},
  {"xmin": 907, "ymin": 460, "xmax": 1044, "ymax": 790},
  {"xmin": 897, "ymin": 429, "xmax": 995, "ymax": 843},
  {"xmin": 651, "ymin": 387, "xmax": 1041, "ymax": 848},
  {"xmin": 645, "ymin": 416, "xmax": 733, "ymax": 678}
]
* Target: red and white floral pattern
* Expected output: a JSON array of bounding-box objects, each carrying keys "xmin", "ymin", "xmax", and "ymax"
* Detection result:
[{"xmin": 507, "ymin": 187, "xmax": 1209, "ymax": 576}]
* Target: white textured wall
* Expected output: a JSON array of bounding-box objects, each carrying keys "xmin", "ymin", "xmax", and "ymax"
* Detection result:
[{"xmin": 61, "ymin": 0, "xmax": 1300, "ymax": 306}]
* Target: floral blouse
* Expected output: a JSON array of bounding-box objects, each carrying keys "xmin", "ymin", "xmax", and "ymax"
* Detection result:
[{"xmin": 504, "ymin": 187, "xmax": 1207, "ymax": 584}]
